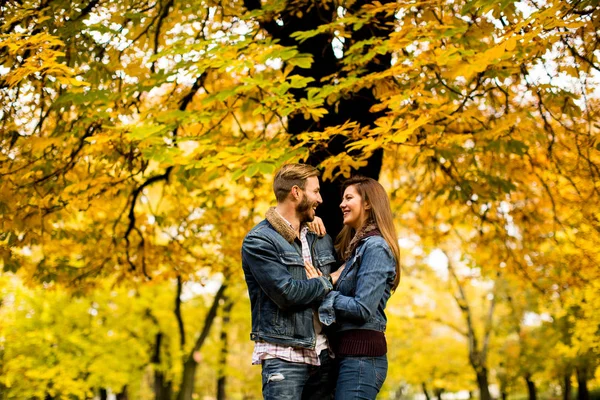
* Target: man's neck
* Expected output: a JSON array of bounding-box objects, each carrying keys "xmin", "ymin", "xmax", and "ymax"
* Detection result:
[{"xmin": 275, "ymin": 204, "xmax": 302, "ymax": 236}]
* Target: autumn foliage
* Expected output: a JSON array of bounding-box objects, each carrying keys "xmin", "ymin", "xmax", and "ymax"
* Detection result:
[{"xmin": 1, "ymin": 0, "xmax": 599, "ymax": 398}]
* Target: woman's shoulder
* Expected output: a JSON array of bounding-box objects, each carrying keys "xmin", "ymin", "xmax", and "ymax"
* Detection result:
[
  {"xmin": 357, "ymin": 235, "xmax": 391, "ymax": 254},
  {"xmin": 361, "ymin": 234, "xmax": 387, "ymax": 246},
  {"xmin": 355, "ymin": 235, "xmax": 396, "ymax": 272}
]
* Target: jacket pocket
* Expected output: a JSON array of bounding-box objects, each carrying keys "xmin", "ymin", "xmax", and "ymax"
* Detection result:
[
  {"xmin": 278, "ymin": 252, "xmax": 304, "ymax": 266},
  {"xmin": 278, "ymin": 252, "xmax": 305, "ymax": 280},
  {"xmin": 315, "ymin": 251, "xmax": 336, "ymax": 269}
]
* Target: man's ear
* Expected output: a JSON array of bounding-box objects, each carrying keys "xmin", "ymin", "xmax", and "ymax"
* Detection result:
[{"xmin": 292, "ymin": 185, "xmax": 301, "ymax": 200}]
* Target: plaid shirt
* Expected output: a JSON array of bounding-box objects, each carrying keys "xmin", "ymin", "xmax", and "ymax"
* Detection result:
[{"xmin": 252, "ymin": 215, "xmax": 330, "ymax": 366}]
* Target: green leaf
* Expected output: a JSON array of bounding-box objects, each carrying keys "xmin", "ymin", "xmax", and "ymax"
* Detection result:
[
  {"xmin": 127, "ymin": 124, "xmax": 167, "ymax": 141},
  {"xmin": 245, "ymin": 164, "xmax": 259, "ymax": 177},
  {"xmin": 257, "ymin": 162, "xmax": 275, "ymax": 175},
  {"xmin": 231, "ymin": 169, "xmax": 245, "ymax": 181},
  {"xmin": 288, "ymin": 56, "xmax": 313, "ymax": 69}
]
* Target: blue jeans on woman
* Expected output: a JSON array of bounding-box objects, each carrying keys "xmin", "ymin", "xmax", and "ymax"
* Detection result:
[
  {"xmin": 261, "ymin": 350, "xmax": 335, "ymax": 400},
  {"xmin": 335, "ymin": 355, "xmax": 388, "ymax": 399}
]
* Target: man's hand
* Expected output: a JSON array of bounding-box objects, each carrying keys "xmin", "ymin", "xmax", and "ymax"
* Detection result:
[
  {"xmin": 304, "ymin": 261, "xmax": 323, "ymax": 279},
  {"xmin": 305, "ymin": 261, "xmax": 346, "ymax": 286},
  {"xmin": 306, "ymin": 216, "xmax": 327, "ymax": 236}
]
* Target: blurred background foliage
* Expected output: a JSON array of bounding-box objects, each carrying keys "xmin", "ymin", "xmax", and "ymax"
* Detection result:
[{"xmin": 1, "ymin": 0, "xmax": 599, "ymax": 398}]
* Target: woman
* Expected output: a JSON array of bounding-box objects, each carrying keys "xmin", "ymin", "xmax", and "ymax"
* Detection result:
[{"xmin": 305, "ymin": 176, "xmax": 401, "ymax": 399}]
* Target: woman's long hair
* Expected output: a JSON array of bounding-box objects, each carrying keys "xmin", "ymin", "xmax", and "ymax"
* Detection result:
[{"xmin": 335, "ymin": 176, "xmax": 401, "ymax": 290}]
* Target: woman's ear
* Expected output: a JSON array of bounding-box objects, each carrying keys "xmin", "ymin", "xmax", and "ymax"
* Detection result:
[{"xmin": 364, "ymin": 202, "xmax": 371, "ymax": 210}]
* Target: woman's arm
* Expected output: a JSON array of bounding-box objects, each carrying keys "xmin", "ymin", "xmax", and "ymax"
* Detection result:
[{"xmin": 320, "ymin": 241, "xmax": 395, "ymax": 325}]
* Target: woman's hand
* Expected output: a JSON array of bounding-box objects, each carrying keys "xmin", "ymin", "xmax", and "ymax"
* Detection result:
[
  {"xmin": 330, "ymin": 264, "xmax": 345, "ymax": 285},
  {"xmin": 304, "ymin": 261, "xmax": 323, "ymax": 279},
  {"xmin": 306, "ymin": 216, "xmax": 327, "ymax": 236}
]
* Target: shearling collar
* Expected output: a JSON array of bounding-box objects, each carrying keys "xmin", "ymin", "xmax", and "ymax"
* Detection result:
[{"xmin": 266, "ymin": 207, "xmax": 301, "ymax": 244}]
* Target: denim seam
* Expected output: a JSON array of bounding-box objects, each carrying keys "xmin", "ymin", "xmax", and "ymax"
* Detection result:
[{"xmin": 358, "ymin": 357, "xmax": 364, "ymax": 396}]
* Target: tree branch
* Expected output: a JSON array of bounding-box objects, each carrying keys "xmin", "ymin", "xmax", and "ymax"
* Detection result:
[
  {"xmin": 175, "ymin": 276, "xmax": 186, "ymax": 348},
  {"xmin": 189, "ymin": 283, "xmax": 228, "ymax": 358}
]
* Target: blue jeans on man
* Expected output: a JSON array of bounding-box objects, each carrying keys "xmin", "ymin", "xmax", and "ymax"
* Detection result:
[{"xmin": 261, "ymin": 351, "xmax": 335, "ymax": 400}]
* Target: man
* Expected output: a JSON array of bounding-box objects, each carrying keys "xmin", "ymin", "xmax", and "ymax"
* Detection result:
[{"xmin": 241, "ymin": 164, "xmax": 338, "ymax": 399}]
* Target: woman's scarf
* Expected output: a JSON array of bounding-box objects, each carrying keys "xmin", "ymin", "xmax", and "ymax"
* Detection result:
[{"xmin": 343, "ymin": 221, "xmax": 381, "ymax": 260}]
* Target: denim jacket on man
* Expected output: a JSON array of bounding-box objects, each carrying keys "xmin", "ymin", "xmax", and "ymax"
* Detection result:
[
  {"xmin": 319, "ymin": 235, "xmax": 396, "ymax": 333},
  {"xmin": 241, "ymin": 208, "xmax": 338, "ymax": 349}
]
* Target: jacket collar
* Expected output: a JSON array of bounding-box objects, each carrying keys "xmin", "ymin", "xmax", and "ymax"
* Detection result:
[
  {"xmin": 344, "ymin": 222, "xmax": 380, "ymax": 260},
  {"xmin": 266, "ymin": 207, "xmax": 299, "ymax": 244}
]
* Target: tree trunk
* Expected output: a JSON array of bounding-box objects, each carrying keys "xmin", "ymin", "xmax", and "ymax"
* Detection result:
[
  {"xmin": 116, "ymin": 386, "xmax": 129, "ymax": 400},
  {"xmin": 422, "ymin": 382, "xmax": 431, "ymax": 400},
  {"xmin": 178, "ymin": 357, "xmax": 198, "ymax": 400},
  {"xmin": 434, "ymin": 388, "xmax": 444, "ymax": 400},
  {"xmin": 525, "ymin": 375, "xmax": 537, "ymax": 400},
  {"xmin": 176, "ymin": 284, "xmax": 227, "ymax": 400},
  {"xmin": 216, "ymin": 297, "xmax": 233, "ymax": 400},
  {"xmin": 501, "ymin": 389, "xmax": 508, "ymax": 400},
  {"xmin": 476, "ymin": 369, "xmax": 492, "ymax": 400},
  {"xmin": 152, "ymin": 332, "xmax": 173, "ymax": 400},
  {"xmin": 563, "ymin": 371, "xmax": 572, "ymax": 400},
  {"xmin": 243, "ymin": 0, "xmax": 394, "ymax": 239},
  {"xmin": 393, "ymin": 384, "xmax": 406, "ymax": 399},
  {"xmin": 99, "ymin": 389, "xmax": 108, "ymax": 400},
  {"xmin": 576, "ymin": 366, "xmax": 589, "ymax": 400}
]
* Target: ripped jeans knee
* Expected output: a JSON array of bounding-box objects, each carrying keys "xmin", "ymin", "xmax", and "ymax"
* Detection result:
[
  {"xmin": 260, "ymin": 352, "xmax": 335, "ymax": 400},
  {"xmin": 261, "ymin": 358, "xmax": 306, "ymax": 400},
  {"xmin": 267, "ymin": 372, "xmax": 285, "ymax": 383}
]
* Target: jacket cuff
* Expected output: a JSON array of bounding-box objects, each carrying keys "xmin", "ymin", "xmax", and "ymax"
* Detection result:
[
  {"xmin": 318, "ymin": 275, "xmax": 333, "ymax": 292},
  {"xmin": 318, "ymin": 291, "xmax": 339, "ymax": 326}
]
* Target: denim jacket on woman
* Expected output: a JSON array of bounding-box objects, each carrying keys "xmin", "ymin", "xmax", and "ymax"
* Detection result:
[
  {"xmin": 319, "ymin": 235, "xmax": 396, "ymax": 333},
  {"xmin": 241, "ymin": 209, "xmax": 337, "ymax": 349}
]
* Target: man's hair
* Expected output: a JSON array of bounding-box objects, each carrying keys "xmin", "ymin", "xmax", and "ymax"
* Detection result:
[{"xmin": 273, "ymin": 164, "xmax": 320, "ymax": 203}]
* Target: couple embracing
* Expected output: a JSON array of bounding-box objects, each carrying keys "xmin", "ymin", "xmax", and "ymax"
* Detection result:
[{"xmin": 241, "ymin": 164, "xmax": 401, "ymax": 400}]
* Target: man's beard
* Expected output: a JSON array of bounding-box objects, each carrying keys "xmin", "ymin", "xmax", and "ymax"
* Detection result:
[{"xmin": 296, "ymin": 196, "xmax": 315, "ymax": 223}]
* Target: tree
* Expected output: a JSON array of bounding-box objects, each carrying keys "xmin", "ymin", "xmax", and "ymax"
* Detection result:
[
  {"xmin": 2, "ymin": 0, "xmax": 600, "ymax": 398},
  {"xmin": 0, "ymin": 278, "xmax": 160, "ymax": 398}
]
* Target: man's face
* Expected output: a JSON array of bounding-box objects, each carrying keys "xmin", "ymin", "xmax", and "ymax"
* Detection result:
[{"xmin": 295, "ymin": 176, "xmax": 323, "ymax": 223}]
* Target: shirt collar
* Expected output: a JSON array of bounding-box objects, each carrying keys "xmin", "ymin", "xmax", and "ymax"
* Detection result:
[{"xmin": 275, "ymin": 210, "xmax": 309, "ymax": 237}]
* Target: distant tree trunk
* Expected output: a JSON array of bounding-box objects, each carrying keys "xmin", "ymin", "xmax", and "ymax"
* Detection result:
[
  {"xmin": 448, "ymin": 262, "xmax": 496, "ymax": 400},
  {"xmin": 525, "ymin": 374, "xmax": 537, "ymax": 400},
  {"xmin": 152, "ymin": 332, "xmax": 173, "ymax": 400},
  {"xmin": 99, "ymin": 389, "xmax": 108, "ymax": 400},
  {"xmin": 176, "ymin": 284, "xmax": 227, "ymax": 400},
  {"xmin": 216, "ymin": 297, "xmax": 233, "ymax": 400},
  {"xmin": 422, "ymin": 383, "xmax": 431, "ymax": 400},
  {"xmin": 576, "ymin": 366, "xmax": 589, "ymax": 400},
  {"xmin": 393, "ymin": 384, "xmax": 406, "ymax": 399},
  {"xmin": 116, "ymin": 386, "xmax": 128, "ymax": 400},
  {"xmin": 434, "ymin": 388, "xmax": 444, "ymax": 400},
  {"xmin": 563, "ymin": 371, "xmax": 572, "ymax": 400},
  {"xmin": 476, "ymin": 369, "xmax": 492, "ymax": 400},
  {"xmin": 178, "ymin": 358, "xmax": 198, "ymax": 400},
  {"xmin": 501, "ymin": 388, "xmax": 508, "ymax": 400}
]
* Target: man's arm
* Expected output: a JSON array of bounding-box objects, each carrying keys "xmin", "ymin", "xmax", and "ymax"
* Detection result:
[{"xmin": 242, "ymin": 234, "xmax": 332, "ymax": 309}]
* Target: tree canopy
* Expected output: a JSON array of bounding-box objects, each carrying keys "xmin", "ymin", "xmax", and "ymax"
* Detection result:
[{"xmin": 1, "ymin": 0, "xmax": 599, "ymax": 398}]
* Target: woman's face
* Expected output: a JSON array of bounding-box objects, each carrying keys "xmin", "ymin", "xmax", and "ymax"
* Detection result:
[{"xmin": 340, "ymin": 185, "xmax": 368, "ymax": 230}]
